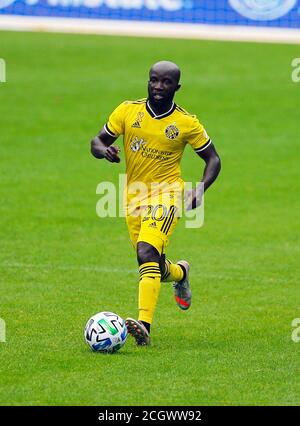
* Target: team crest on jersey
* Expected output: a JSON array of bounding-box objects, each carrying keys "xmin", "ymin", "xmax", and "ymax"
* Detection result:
[
  {"xmin": 165, "ymin": 123, "xmax": 179, "ymax": 140},
  {"xmin": 130, "ymin": 136, "xmax": 146, "ymax": 152},
  {"xmin": 132, "ymin": 112, "xmax": 144, "ymax": 128}
]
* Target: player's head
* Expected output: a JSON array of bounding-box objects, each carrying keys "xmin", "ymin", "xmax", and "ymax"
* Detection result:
[{"xmin": 148, "ymin": 61, "xmax": 181, "ymax": 106}]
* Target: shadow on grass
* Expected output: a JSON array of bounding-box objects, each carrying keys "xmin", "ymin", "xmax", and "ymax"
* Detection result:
[{"xmin": 83, "ymin": 344, "xmax": 154, "ymax": 357}]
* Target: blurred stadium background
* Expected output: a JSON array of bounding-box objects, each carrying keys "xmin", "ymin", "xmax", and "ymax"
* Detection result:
[
  {"xmin": 0, "ymin": 0, "xmax": 299, "ymax": 406},
  {"xmin": 1, "ymin": 0, "xmax": 300, "ymax": 42}
]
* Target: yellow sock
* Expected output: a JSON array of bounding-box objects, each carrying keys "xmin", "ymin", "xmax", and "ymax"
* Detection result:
[
  {"xmin": 161, "ymin": 259, "xmax": 184, "ymax": 283},
  {"xmin": 138, "ymin": 262, "xmax": 161, "ymax": 324}
]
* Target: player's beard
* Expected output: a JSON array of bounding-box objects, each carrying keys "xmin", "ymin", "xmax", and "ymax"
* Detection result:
[{"xmin": 147, "ymin": 87, "xmax": 175, "ymax": 109}]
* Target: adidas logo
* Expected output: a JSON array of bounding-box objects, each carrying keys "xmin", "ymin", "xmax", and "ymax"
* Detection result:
[
  {"xmin": 149, "ymin": 222, "xmax": 157, "ymax": 228},
  {"xmin": 132, "ymin": 112, "xmax": 144, "ymax": 128},
  {"xmin": 132, "ymin": 121, "xmax": 141, "ymax": 128}
]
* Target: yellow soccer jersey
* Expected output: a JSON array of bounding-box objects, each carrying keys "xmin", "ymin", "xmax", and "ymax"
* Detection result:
[{"xmin": 104, "ymin": 98, "xmax": 211, "ymax": 192}]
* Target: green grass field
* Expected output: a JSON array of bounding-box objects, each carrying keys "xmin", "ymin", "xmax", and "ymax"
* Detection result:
[{"xmin": 0, "ymin": 31, "xmax": 299, "ymax": 406}]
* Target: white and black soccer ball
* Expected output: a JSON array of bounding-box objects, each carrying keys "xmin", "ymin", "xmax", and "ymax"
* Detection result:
[{"xmin": 84, "ymin": 311, "xmax": 128, "ymax": 353}]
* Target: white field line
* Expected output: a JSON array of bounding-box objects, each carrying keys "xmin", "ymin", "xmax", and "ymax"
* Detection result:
[
  {"xmin": 0, "ymin": 15, "xmax": 300, "ymax": 45},
  {"xmin": 0, "ymin": 261, "xmax": 295, "ymax": 285}
]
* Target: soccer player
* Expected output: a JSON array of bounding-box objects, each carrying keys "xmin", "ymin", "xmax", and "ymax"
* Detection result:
[{"xmin": 91, "ymin": 61, "xmax": 221, "ymax": 346}]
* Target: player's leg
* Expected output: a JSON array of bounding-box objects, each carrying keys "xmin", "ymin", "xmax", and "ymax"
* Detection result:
[
  {"xmin": 126, "ymin": 197, "xmax": 190, "ymax": 345},
  {"xmin": 160, "ymin": 253, "xmax": 184, "ymax": 283},
  {"xmin": 126, "ymin": 241, "xmax": 161, "ymax": 346},
  {"xmin": 125, "ymin": 211, "xmax": 152, "ymax": 345},
  {"xmin": 130, "ymin": 200, "xmax": 182, "ymax": 341},
  {"xmin": 125, "ymin": 207, "xmax": 161, "ymax": 345},
  {"xmin": 160, "ymin": 254, "xmax": 191, "ymax": 310},
  {"xmin": 137, "ymin": 241, "xmax": 161, "ymax": 329}
]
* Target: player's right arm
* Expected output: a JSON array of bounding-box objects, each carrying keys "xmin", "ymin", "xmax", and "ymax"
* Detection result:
[
  {"xmin": 91, "ymin": 102, "xmax": 127, "ymax": 163},
  {"xmin": 90, "ymin": 129, "xmax": 121, "ymax": 163}
]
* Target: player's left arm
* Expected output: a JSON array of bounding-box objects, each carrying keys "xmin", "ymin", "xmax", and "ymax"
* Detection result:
[
  {"xmin": 186, "ymin": 143, "xmax": 221, "ymax": 210},
  {"xmin": 197, "ymin": 143, "xmax": 221, "ymax": 192}
]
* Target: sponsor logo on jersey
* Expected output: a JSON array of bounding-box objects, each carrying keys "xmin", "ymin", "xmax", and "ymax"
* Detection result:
[
  {"xmin": 148, "ymin": 222, "xmax": 157, "ymax": 228},
  {"xmin": 229, "ymin": 0, "xmax": 296, "ymax": 21},
  {"xmin": 165, "ymin": 123, "xmax": 179, "ymax": 140},
  {"xmin": 130, "ymin": 136, "xmax": 147, "ymax": 152},
  {"xmin": 132, "ymin": 112, "xmax": 144, "ymax": 128}
]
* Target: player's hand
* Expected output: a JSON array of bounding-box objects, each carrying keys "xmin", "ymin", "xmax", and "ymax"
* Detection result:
[
  {"xmin": 104, "ymin": 146, "xmax": 121, "ymax": 163},
  {"xmin": 184, "ymin": 184, "xmax": 204, "ymax": 211}
]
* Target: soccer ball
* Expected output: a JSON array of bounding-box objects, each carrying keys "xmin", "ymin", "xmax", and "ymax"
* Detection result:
[{"xmin": 84, "ymin": 311, "xmax": 128, "ymax": 353}]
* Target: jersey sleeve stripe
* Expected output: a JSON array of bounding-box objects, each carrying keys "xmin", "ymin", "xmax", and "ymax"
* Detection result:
[
  {"xmin": 194, "ymin": 139, "xmax": 212, "ymax": 153},
  {"xmin": 175, "ymin": 105, "xmax": 194, "ymax": 117},
  {"xmin": 104, "ymin": 123, "xmax": 116, "ymax": 138}
]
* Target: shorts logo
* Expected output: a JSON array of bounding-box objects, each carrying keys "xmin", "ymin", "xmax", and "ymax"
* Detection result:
[
  {"xmin": 229, "ymin": 0, "xmax": 296, "ymax": 21},
  {"xmin": 130, "ymin": 136, "xmax": 146, "ymax": 152},
  {"xmin": 165, "ymin": 123, "xmax": 179, "ymax": 140},
  {"xmin": 132, "ymin": 112, "xmax": 144, "ymax": 128}
]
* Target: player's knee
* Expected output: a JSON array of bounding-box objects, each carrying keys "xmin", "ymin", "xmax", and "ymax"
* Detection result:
[
  {"xmin": 159, "ymin": 254, "xmax": 166, "ymax": 276},
  {"xmin": 137, "ymin": 242, "xmax": 160, "ymax": 265}
]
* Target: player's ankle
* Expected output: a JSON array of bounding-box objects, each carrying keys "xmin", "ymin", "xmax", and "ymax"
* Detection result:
[
  {"xmin": 178, "ymin": 264, "xmax": 186, "ymax": 281},
  {"xmin": 141, "ymin": 321, "xmax": 151, "ymax": 334}
]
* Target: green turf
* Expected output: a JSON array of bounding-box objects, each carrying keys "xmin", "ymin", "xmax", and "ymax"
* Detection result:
[{"xmin": 0, "ymin": 31, "xmax": 299, "ymax": 406}]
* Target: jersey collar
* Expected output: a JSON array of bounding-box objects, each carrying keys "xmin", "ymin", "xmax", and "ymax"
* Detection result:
[{"xmin": 146, "ymin": 100, "xmax": 176, "ymax": 119}]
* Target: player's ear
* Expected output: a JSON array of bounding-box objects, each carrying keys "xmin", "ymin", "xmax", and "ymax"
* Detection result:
[{"xmin": 176, "ymin": 84, "xmax": 181, "ymax": 92}]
